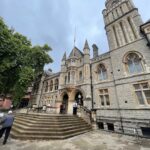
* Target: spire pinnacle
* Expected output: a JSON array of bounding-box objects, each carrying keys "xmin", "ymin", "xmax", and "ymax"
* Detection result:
[
  {"xmin": 84, "ymin": 39, "xmax": 90, "ymax": 49},
  {"xmin": 74, "ymin": 26, "xmax": 76, "ymax": 47},
  {"xmin": 62, "ymin": 52, "xmax": 66, "ymax": 61}
]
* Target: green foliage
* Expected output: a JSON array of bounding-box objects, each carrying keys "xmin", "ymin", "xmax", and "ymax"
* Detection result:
[{"xmin": 0, "ymin": 18, "xmax": 53, "ymax": 106}]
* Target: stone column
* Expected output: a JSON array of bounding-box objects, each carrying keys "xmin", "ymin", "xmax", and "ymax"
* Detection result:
[
  {"xmin": 125, "ymin": 19, "xmax": 135, "ymax": 42},
  {"xmin": 130, "ymin": 17, "xmax": 140, "ymax": 39},
  {"xmin": 118, "ymin": 23, "xmax": 126, "ymax": 46},
  {"xmin": 107, "ymin": 28, "xmax": 116, "ymax": 50},
  {"xmin": 117, "ymin": 7, "xmax": 122, "ymax": 17},
  {"xmin": 122, "ymin": 20, "xmax": 131, "ymax": 43},
  {"xmin": 115, "ymin": 24, "xmax": 122, "ymax": 47},
  {"xmin": 122, "ymin": 3, "xmax": 129, "ymax": 13}
]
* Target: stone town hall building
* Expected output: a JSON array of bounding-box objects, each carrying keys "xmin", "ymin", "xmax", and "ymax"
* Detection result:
[{"xmin": 31, "ymin": 0, "xmax": 150, "ymax": 136}]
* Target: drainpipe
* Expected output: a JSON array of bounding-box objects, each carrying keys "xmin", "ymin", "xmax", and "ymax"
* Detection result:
[
  {"xmin": 90, "ymin": 63, "xmax": 94, "ymax": 110},
  {"xmin": 109, "ymin": 57, "xmax": 124, "ymax": 133}
]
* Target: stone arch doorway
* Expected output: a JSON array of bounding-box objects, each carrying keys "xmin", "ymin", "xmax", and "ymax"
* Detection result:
[
  {"xmin": 62, "ymin": 93, "xmax": 69, "ymax": 114},
  {"xmin": 75, "ymin": 91, "xmax": 83, "ymax": 106}
]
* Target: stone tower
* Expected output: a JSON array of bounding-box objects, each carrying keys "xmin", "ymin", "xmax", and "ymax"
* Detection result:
[{"xmin": 103, "ymin": 0, "xmax": 143, "ymax": 50}]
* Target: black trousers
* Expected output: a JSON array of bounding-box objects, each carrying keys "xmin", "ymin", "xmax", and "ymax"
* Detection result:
[
  {"xmin": 73, "ymin": 107, "xmax": 77, "ymax": 115},
  {"xmin": 0, "ymin": 127, "xmax": 12, "ymax": 144}
]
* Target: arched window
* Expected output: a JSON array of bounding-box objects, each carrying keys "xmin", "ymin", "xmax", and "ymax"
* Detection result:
[
  {"xmin": 125, "ymin": 53, "xmax": 143, "ymax": 74},
  {"xmin": 55, "ymin": 79, "xmax": 59, "ymax": 90},
  {"xmin": 65, "ymin": 76, "xmax": 67, "ymax": 84},
  {"xmin": 45, "ymin": 82, "xmax": 48, "ymax": 92},
  {"xmin": 79, "ymin": 71, "xmax": 82, "ymax": 80},
  {"xmin": 50, "ymin": 80, "xmax": 53, "ymax": 91},
  {"xmin": 68, "ymin": 72, "xmax": 70, "ymax": 83},
  {"xmin": 98, "ymin": 64, "xmax": 107, "ymax": 80},
  {"xmin": 72, "ymin": 71, "xmax": 75, "ymax": 83}
]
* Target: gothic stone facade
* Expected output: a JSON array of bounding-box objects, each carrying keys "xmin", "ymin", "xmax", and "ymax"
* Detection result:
[{"xmin": 31, "ymin": 0, "xmax": 150, "ymax": 137}]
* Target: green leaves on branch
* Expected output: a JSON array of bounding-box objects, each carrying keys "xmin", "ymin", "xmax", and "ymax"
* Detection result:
[{"xmin": 0, "ymin": 18, "xmax": 53, "ymax": 106}]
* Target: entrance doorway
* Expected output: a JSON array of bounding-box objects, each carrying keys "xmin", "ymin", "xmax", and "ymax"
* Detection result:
[
  {"xmin": 62, "ymin": 94, "xmax": 69, "ymax": 114},
  {"xmin": 75, "ymin": 92, "xmax": 83, "ymax": 106}
]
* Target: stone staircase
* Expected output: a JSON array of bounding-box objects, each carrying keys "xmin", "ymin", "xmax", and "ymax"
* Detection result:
[{"xmin": 11, "ymin": 113, "xmax": 92, "ymax": 140}]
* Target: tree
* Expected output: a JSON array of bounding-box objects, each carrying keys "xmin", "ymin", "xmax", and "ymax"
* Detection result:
[{"xmin": 0, "ymin": 18, "xmax": 53, "ymax": 106}]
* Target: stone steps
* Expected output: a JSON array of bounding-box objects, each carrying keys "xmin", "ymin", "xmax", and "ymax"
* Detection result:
[
  {"xmin": 12, "ymin": 122, "xmax": 90, "ymax": 131},
  {"xmin": 11, "ymin": 113, "xmax": 92, "ymax": 140},
  {"xmin": 11, "ymin": 130, "xmax": 90, "ymax": 140},
  {"xmin": 14, "ymin": 118, "xmax": 86, "ymax": 125},
  {"xmin": 14, "ymin": 120, "xmax": 85, "ymax": 128},
  {"xmin": 12, "ymin": 126, "xmax": 91, "ymax": 136}
]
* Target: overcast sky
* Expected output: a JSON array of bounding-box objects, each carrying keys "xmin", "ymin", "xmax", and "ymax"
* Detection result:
[{"xmin": 0, "ymin": 0, "xmax": 150, "ymax": 72}]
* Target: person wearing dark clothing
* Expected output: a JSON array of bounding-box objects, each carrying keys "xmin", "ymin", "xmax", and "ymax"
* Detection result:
[
  {"xmin": 0, "ymin": 111, "xmax": 14, "ymax": 145},
  {"xmin": 73, "ymin": 102, "xmax": 78, "ymax": 115},
  {"xmin": 60, "ymin": 104, "xmax": 64, "ymax": 114}
]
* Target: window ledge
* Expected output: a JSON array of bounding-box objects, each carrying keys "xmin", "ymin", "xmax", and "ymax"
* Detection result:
[{"xmin": 125, "ymin": 72, "xmax": 149, "ymax": 78}]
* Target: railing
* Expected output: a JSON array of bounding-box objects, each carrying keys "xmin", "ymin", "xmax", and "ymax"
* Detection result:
[{"xmin": 77, "ymin": 106, "xmax": 92, "ymax": 125}]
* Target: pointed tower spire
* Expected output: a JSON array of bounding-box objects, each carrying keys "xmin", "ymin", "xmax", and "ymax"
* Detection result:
[
  {"xmin": 84, "ymin": 39, "xmax": 90, "ymax": 50},
  {"xmin": 62, "ymin": 52, "xmax": 66, "ymax": 61}
]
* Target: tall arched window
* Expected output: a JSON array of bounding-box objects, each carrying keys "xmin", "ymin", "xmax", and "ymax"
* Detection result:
[
  {"xmin": 55, "ymin": 79, "xmax": 59, "ymax": 90},
  {"xmin": 65, "ymin": 76, "xmax": 67, "ymax": 84},
  {"xmin": 68, "ymin": 72, "xmax": 70, "ymax": 83},
  {"xmin": 72, "ymin": 71, "xmax": 75, "ymax": 83},
  {"xmin": 79, "ymin": 71, "xmax": 82, "ymax": 81},
  {"xmin": 50, "ymin": 80, "xmax": 53, "ymax": 91},
  {"xmin": 125, "ymin": 53, "xmax": 143, "ymax": 74},
  {"xmin": 98, "ymin": 64, "xmax": 107, "ymax": 80},
  {"xmin": 45, "ymin": 82, "xmax": 48, "ymax": 92}
]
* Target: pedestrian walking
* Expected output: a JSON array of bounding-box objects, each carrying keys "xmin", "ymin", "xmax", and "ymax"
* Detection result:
[{"xmin": 0, "ymin": 110, "xmax": 14, "ymax": 145}]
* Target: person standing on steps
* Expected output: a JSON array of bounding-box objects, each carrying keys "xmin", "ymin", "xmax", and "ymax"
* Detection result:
[
  {"xmin": 0, "ymin": 110, "xmax": 14, "ymax": 145},
  {"xmin": 73, "ymin": 101, "xmax": 78, "ymax": 115},
  {"xmin": 60, "ymin": 104, "xmax": 64, "ymax": 114}
]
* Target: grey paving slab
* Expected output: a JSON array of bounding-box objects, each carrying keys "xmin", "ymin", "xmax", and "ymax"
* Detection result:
[{"xmin": 0, "ymin": 131, "xmax": 150, "ymax": 150}]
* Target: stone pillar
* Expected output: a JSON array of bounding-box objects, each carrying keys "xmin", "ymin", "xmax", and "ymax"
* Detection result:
[
  {"xmin": 108, "ymin": 12, "xmax": 113, "ymax": 23},
  {"xmin": 117, "ymin": 7, "xmax": 122, "ymax": 17},
  {"xmin": 115, "ymin": 24, "xmax": 121, "ymax": 47},
  {"xmin": 122, "ymin": 3, "xmax": 129, "ymax": 13},
  {"xmin": 122, "ymin": 20, "xmax": 131, "ymax": 43},
  {"xmin": 130, "ymin": 17, "xmax": 140, "ymax": 39},
  {"xmin": 125, "ymin": 19, "xmax": 135, "ymax": 42},
  {"xmin": 118, "ymin": 23, "xmax": 126, "ymax": 46},
  {"xmin": 107, "ymin": 29, "xmax": 116, "ymax": 50},
  {"xmin": 113, "ymin": 10, "xmax": 118, "ymax": 20}
]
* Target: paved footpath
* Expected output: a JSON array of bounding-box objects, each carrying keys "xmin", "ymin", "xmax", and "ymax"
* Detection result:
[{"xmin": 0, "ymin": 131, "xmax": 150, "ymax": 150}]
